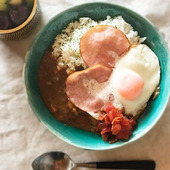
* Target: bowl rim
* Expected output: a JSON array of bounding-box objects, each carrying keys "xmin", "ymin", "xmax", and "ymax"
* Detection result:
[
  {"xmin": 25, "ymin": 2, "xmax": 170, "ymax": 150},
  {"xmin": 0, "ymin": 0, "xmax": 37, "ymax": 34}
]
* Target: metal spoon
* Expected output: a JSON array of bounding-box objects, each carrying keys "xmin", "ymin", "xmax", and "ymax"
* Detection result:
[{"xmin": 32, "ymin": 152, "xmax": 155, "ymax": 170}]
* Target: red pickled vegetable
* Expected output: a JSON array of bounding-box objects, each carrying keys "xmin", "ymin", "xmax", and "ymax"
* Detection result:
[
  {"xmin": 101, "ymin": 127, "xmax": 111, "ymax": 135},
  {"xmin": 111, "ymin": 124, "xmax": 121, "ymax": 135},
  {"xmin": 104, "ymin": 115, "xmax": 111, "ymax": 124},
  {"xmin": 97, "ymin": 103, "xmax": 136, "ymax": 143}
]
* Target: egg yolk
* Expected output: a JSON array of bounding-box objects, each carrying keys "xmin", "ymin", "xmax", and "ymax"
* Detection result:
[{"xmin": 116, "ymin": 70, "xmax": 144, "ymax": 101}]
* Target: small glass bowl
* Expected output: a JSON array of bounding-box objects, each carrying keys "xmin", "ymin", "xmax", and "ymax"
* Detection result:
[{"xmin": 0, "ymin": 0, "xmax": 40, "ymax": 40}]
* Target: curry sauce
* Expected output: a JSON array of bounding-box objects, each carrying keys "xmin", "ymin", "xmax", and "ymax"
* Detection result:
[{"xmin": 38, "ymin": 48, "xmax": 98, "ymax": 133}]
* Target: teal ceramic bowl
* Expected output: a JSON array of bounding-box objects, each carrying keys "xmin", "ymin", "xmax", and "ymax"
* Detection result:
[{"xmin": 25, "ymin": 2, "xmax": 170, "ymax": 150}]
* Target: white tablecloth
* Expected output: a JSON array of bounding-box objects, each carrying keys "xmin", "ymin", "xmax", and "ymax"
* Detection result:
[{"xmin": 0, "ymin": 0, "xmax": 170, "ymax": 169}]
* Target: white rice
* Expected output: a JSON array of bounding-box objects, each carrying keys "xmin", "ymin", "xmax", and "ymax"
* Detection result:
[{"xmin": 52, "ymin": 16, "xmax": 146, "ymax": 74}]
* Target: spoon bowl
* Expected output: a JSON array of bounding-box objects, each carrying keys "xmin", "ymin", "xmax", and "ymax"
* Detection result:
[{"xmin": 32, "ymin": 152, "xmax": 75, "ymax": 170}]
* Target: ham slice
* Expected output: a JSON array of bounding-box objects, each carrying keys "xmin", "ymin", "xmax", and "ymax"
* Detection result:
[
  {"xmin": 80, "ymin": 25, "xmax": 130, "ymax": 68},
  {"xmin": 66, "ymin": 64, "xmax": 112, "ymax": 113}
]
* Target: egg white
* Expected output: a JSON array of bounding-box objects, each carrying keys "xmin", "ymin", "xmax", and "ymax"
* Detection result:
[{"xmin": 111, "ymin": 44, "xmax": 160, "ymax": 117}]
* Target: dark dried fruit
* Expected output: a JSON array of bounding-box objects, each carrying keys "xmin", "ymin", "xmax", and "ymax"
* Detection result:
[
  {"xmin": 0, "ymin": 12, "xmax": 12, "ymax": 30},
  {"xmin": 9, "ymin": 4, "xmax": 30, "ymax": 26}
]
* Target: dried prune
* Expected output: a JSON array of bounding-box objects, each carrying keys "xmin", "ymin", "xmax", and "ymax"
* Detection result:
[
  {"xmin": 9, "ymin": 4, "xmax": 30, "ymax": 26},
  {"xmin": 0, "ymin": 12, "xmax": 12, "ymax": 30}
]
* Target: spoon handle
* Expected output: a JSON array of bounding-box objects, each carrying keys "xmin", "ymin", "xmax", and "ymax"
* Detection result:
[
  {"xmin": 77, "ymin": 160, "xmax": 155, "ymax": 169},
  {"xmin": 96, "ymin": 160, "xmax": 155, "ymax": 169}
]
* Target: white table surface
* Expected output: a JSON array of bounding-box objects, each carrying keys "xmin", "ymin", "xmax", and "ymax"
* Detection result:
[{"xmin": 0, "ymin": 0, "xmax": 170, "ymax": 170}]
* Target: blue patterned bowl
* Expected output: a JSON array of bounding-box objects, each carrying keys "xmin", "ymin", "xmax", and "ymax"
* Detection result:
[{"xmin": 25, "ymin": 2, "xmax": 170, "ymax": 150}]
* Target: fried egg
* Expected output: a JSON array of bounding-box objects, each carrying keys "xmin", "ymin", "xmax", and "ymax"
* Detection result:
[{"xmin": 92, "ymin": 44, "xmax": 160, "ymax": 118}]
